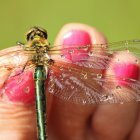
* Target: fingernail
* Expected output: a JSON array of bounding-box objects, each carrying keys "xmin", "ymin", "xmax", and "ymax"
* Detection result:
[
  {"xmin": 114, "ymin": 63, "xmax": 139, "ymax": 86},
  {"xmin": 62, "ymin": 30, "xmax": 92, "ymax": 62},
  {"xmin": 63, "ymin": 30, "xmax": 91, "ymax": 45},
  {"xmin": 4, "ymin": 71, "xmax": 35, "ymax": 104}
]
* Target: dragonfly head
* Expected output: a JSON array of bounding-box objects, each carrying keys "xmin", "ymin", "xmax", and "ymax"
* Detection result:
[{"xmin": 26, "ymin": 26, "xmax": 48, "ymax": 42}]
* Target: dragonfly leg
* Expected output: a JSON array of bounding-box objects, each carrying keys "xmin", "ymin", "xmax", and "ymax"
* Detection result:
[
  {"xmin": 47, "ymin": 59, "xmax": 54, "ymax": 65},
  {"xmin": 16, "ymin": 41, "xmax": 25, "ymax": 47},
  {"xmin": 11, "ymin": 59, "xmax": 33, "ymax": 78}
]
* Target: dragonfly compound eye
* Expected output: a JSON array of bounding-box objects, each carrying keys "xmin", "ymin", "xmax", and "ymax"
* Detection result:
[{"xmin": 26, "ymin": 26, "xmax": 48, "ymax": 41}]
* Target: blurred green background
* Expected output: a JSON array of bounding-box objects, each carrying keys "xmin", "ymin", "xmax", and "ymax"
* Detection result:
[{"xmin": 0, "ymin": 0, "xmax": 140, "ymax": 49}]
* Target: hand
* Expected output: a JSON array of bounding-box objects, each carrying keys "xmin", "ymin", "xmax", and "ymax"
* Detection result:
[{"xmin": 0, "ymin": 23, "xmax": 139, "ymax": 140}]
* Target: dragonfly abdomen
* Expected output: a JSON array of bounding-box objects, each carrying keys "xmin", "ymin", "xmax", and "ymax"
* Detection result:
[{"xmin": 34, "ymin": 65, "xmax": 48, "ymax": 140}]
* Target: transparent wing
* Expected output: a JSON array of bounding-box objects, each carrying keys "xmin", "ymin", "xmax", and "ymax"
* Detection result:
[
  {"xmin": 49, "ymin": 39, "xmax": 140, "ymax": 54},
  {"xmin": 46, "ymin": 61, "xmax": 140, "ymax": 104},
  {"xmin": 46, "ymin": 40, "xmax": 140, "ymax": 104},
  {"xmin": 48, "ymin": 39, "xmax": 140, "ymax": 70},
  {"xmin": 0, "ymin": 46, "xmax": 35, "ymax": 89},
  {"xmin": 0, "ymin": 46, "xmax": 28, "ymax": 66},
  {"xmin": 46, "ymin": 61, "xmax": 103, "ymax": 104}
]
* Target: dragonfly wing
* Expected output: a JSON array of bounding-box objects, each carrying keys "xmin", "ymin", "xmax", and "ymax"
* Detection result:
[
  {"xmin": 46, "ymin": 61, "xmax": 140, "ymax": 104},
  {"xmin": 0, "ymin": 46, "xmax": 29, "ymax": 67},
  {"xmin": 49, "ymin": 40, "xmax": 140, "ymax": 69},
  {"xmin": 46, "ymin": 61, "xmax": 103, "ymax": 104},
  {"xmin": 0, "ymin": 46, "xmax": 34, "ymax": 88},
  {"xmin": 47, "ymin": 40, "xmax": 140, "ymax": 104},
  {"xmin": 100, "ymin": 76, "xmax": 140, "ymax": 104}
]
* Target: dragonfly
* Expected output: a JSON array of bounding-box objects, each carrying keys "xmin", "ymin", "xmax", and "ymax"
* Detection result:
[{"xmin": 0, "ymin": 26, "xmax": 140, "ymax": 140}]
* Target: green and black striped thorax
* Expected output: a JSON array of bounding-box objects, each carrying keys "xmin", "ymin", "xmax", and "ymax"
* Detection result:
[{"xmin": 25, "ymin": 26, "xmax": 53, "ymax": 66}]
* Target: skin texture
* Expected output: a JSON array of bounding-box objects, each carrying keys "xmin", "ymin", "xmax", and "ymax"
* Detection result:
[{"xmin": 0, "ymin": 23, "xmax": 140, "ymax": 140}]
